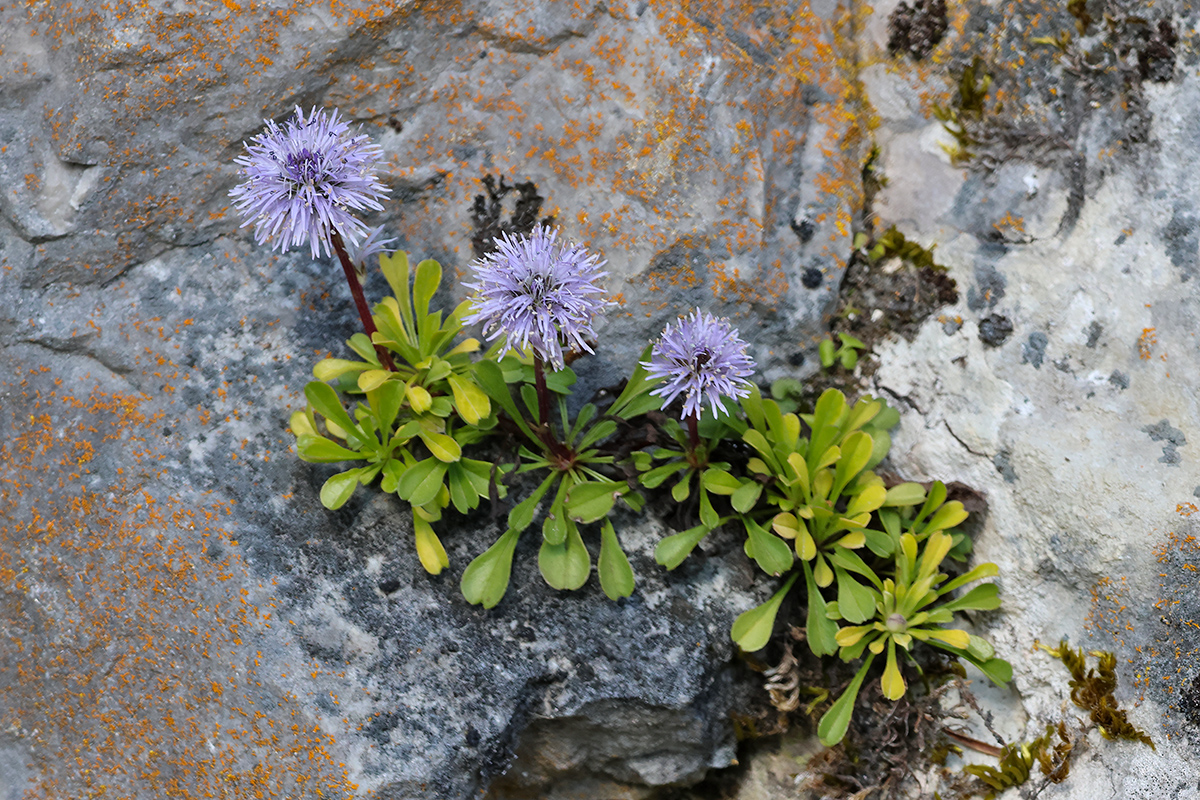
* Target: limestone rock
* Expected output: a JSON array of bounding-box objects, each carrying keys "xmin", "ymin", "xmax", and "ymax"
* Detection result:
[{"xmin": 0, "ymin": 0, "xmax": 855, "ymax": 797}]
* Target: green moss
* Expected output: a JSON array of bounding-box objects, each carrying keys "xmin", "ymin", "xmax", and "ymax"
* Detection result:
[
  {"xmin": 963, "ymin": 722, "xmax": 1072, "ymax": 799},
  {"xmin": 865, "ymin": 225, "xmax": 943, "ymax": 271},
  {"xmin": 932, "ymin": 57, "xmax": 994, "ymax": 165},
  {"xmin": 1041, "ymin": 639, "xmax": 1155, "ymax": 749}
]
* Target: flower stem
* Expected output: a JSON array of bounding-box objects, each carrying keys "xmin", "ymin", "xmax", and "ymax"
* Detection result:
[
  {"xmin": 533, "ymin": 355, "xmax": 572, "ymax": 465},
  {"xmin": 533, "ymin": 355, "xmax": 551, "ymax": 428},
  {"xmin": 687, "ymin": 412, "xmax": 701, "ymax": 454},
  {"xmin": 330, "ymin": 231, "xmax": 396, "ymax": 371}
]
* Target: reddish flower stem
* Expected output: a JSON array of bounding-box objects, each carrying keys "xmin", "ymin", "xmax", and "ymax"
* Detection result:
[
  {"xmin": 687, "ymin": 412, "xmax": 701, "ymax": 455},
  {"xmin": 533, "ymin": 355, "xmax": 572, "ymax": 464},
  {"xmin": 330, "ymin": 231, "xmax": 395, "ymax": 371}
]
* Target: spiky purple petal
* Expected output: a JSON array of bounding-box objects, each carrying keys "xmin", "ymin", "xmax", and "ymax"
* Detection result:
[
  {"xmin": 464, "ymin": 226, "xmax": 610, "ymax": 370},
  {"xmin": 346, "ymin": 225, "xmax": 396, "ymax": 266},
  {"xmin": 643, "ymin": 310, "xmax": 756, "ymax": 419},
  {"xmin": 230, "ymin": 106, "xmax": 389, "ymax": 260}
]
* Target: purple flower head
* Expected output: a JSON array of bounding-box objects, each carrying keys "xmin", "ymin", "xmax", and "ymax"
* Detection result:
[
  {"xmin": 643, "ymin": 310, "xmax": 756, "ymax": 419},
  {"xmin": 230, "ymin": 106, "xmax": 389, "ymax": 260},
  {"xmin": 464, "ymin": 226, "xmax": 610, "ymax": 370}
]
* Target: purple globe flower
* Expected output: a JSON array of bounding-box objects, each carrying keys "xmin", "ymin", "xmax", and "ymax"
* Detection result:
[
  {"xmin": 643, "ymin": 310, "xmax": 756, "ymax": 419},
  {"xmin": 464, "ymin": 226, "xmax": 609, "ymax": 370},
  {"xmin": 230, "ymin": 106, "xmax": 389, "ymax": 259}
]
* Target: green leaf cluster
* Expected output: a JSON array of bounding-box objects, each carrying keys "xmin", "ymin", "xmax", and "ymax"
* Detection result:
[
  {"xmin": 709, "ymin": 387, "xmax": 1011, "ymax": 745},
  {"xmin": 291, "ymin": 252, "xmax": 506, "ymax": 575},
  {"xmin": 288, "ymin": 255, "xmax": 1013, "ymax": 742},
  {"xmin": 461, "ymin": 348, "xmax": 661, "ymax": 606},
  {"xmin": 818, "ymin": 332, "xmax": 866, "ymax": 371},
  {"xmin": 637, "ymin": 408, "xmax": 752, "ymax": 570}
]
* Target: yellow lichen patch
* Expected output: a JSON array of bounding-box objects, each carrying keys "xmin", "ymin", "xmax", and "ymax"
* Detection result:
[{"xmin": 0, "ymin": 376, "xmax": 355, "ymax": 798}]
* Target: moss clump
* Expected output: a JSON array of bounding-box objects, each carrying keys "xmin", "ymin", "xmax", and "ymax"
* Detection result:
[
  {"xmin": 964, "ymin": 721, "xmax": 1073, "ymax": 798},
  {"xmin": 1041, "ymin": 639, "xmax": 1155, "ymax": 749},
  {"xmin": 932, "ymin": 57, "xmax": 994, "ymax": 165},
  {"xmin": 864, "ymin": 225, "xmax": 943, "ymax": 271}
]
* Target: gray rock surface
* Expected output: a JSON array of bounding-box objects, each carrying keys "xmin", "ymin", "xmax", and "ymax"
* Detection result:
[
  {"xmin": 5, "ymin": 0, "xmax": 1200, "ymax": 797},
  {"xmin": 0, "ymin": 0, "xmax": 852, "ymax": 797},
  {"xmin": 846, "ymin": 0, "xmax": 1200, "ymax": 795}
]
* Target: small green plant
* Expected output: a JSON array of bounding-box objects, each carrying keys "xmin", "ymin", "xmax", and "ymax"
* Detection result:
[
  {"xmin": 818, "ymin": 332, "xmax": 866, "ymax": 371},
  {"xmin": 720, "ymin": 387, "xmax": 1010, "ymax": 744},
  {"xmin": 455, "ymin": 227, "xmax": 664, "ymax": 606},
  {"xmin": 817, "ymin": 529, "xmax": 1010, "ymax": 745},
  {"xmin": 639, "ymin": 409, "xmax": 753, "ymax": 571},
  {"xmin": 291, "ymin": 252, "xmax": 505, "ymax": 574},
  {"xmin": 461, "ymin": 353, "xmax": 659, "ymax": 606},
  {"xmin": 232, "ymin": 112, "xmax": 1017, "ymax": 756}
]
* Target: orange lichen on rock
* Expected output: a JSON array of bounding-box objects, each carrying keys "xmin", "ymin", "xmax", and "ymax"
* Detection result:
[
  {"xmin": 1087, "ymin": 526, "xmax": 1200, "ymax": 736},
  {"xmin": 0, "ymin": 375, "xmax": 355, "ymax": 798}
]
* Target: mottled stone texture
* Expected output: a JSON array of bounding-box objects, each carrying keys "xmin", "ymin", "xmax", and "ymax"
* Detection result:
[
  {"xmin": 856, "ymin": 0, "xmax": 1200, "ymax": 795},
  {"xmin": 0, "ymin": 0, "xmax": 855, "ymax": 798},
  {"xmin": 6, "ymin": 0, "xmax": 1200, "ymax": 797}
]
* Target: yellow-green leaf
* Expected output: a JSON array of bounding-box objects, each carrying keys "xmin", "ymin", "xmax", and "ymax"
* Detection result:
[
  {"xmin": 461, "ymin": 529, "xmax": 518, "ymax": 608},
  {"xmin": 786, "ymin": 452, "xmax": 810, "ymax": 491},
  {"xmin": 773, "ymin": 512, "xmax": 800, "ymax": 539},
  {"xmin": 447, "ymin": 373, "xmax": 490, "ymax": 426},
  {"xmin": 817, "ymin": 653, "xmax": 875, "ymax": 746},
  {"xmin": 406, "ymin": 384, "xmax": 432, "ymax": 414},
  {"xmin": 925, "ymin": 501, "xmax": 968, "ymax": 533},
  {"xmin": 314, "ymin": 358, "xmax": 371, "ymax": 381},
  {"xmin": 356, "ymin": 369, "xmax": 393, "ymax": 392},
  {"xmin": 846, "ymin": 483, "xmax": 887, "ymax": 516},
  {"xmin": 881, "ymin": 640, "xmax": 907, "ymax": 700},
  {"xmin": 538, "ymin": 523, "xmax": 590, "ymax": 590},
  {"xmin": 447, "ymin": 337, "xmax": 481, "ymax": 356},
  {"xmin": 414, "ymin": 514, "xmax": 450, "ymax": 575},
  {"xmin": 320, "ymin": 469, "xmax": 361, "ymax": 509},
  {"xmin": 796, "ymin": 530, "xmax": 817, "ymax": 560},
  {"xmin": 701, "ymin": 468, "xmax": 740, "ymax": 495},
  {"xmin": 884, "ymin": 482, "xmax": 926, "ymax": 507},
  {"xmin": 289, "ymin": 410, "xmax": 316, "ymax": 437},
  {"xmin": 731, "ymin": 573, "xmax": 798, "ymax": 652},
  {"xmin": 419, "ymin": 430, "xmax": 462, "ymax": 463},
  {"xmin": 835, "ymin": 625, "xmax": 872, "ymax": 648},
  {"xmin": 837, "ymin": 530, "xmax": 866, "ymax": 549},
  {"xmin": 747, "ymin": 457, "xmax": 770, "ymax": 476},
  {"xmin": 598, "ymin": 520, "xmax": 634, "ymax": 600},
  {"xmin": 923, "ymin": 627, "xmax": 971, "ymax": 649},
  {"xmin": 814, "ymin": 555, "xmax": 833, "ymax": 587}
]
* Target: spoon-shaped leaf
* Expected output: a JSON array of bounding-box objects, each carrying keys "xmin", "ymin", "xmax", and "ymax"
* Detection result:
[
  {"xmin": 461, "ymin": 529, "xmax": 520, "ymax": 609},
  {"xmin": 598, "ymin": 520, "xmax": 634, "ymax": 600},
  {"xmin": 731, "ymin": 573, "xmax": 799, "ymax": 652},
  {"xmin": 817, "ymin": 652, "xmax": 877, "ymax": 746}
]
